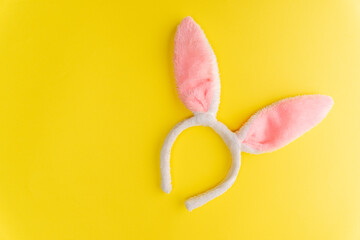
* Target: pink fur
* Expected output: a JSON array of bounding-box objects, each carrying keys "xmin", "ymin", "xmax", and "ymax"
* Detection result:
[
  {"xmin": 174, "ymin": 17, "xmax": 219, "ymax": 113},
  {"xmin": 237, "ymin": 95, "xmax": 334, "ymax": 153}
]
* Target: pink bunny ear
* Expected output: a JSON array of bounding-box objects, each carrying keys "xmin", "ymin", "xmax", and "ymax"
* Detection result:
[
  {"xmin": 237, "ymin": 95, "xmax": 333, "ymax": 154},
  {"xmin": 174, "ymin": 17, "xmax": 220, "ymax": 115}
]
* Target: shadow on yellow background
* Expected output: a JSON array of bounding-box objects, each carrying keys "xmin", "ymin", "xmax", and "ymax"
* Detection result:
[{"xmin": 0, "ymin": 0, "xmax": 359, "ymax": 239}]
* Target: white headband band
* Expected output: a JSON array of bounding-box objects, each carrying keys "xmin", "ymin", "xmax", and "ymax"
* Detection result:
[{"xmin": 161, "ymin": 113, "xmax": 241, "ymax": 211}]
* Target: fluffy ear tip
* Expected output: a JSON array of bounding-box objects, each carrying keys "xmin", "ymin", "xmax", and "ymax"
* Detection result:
[
  {"xmin": 178, "ymin": 16, "xmax": 199, "ymax": 30},
  {"xmin": 316, "ymin": 94, "xmax": 334, "ymax": 112},
  {"xmin": 325, "ymin": 95, "xmax": 334, "ymax": 106},
  {"xmin": 183, "ymin": 16, "xmax": 194, "ymax": 21},
  {"xmin": 181, "ymin": 16, "xmax": 195, "ymax": 24},
  {"xmin": 175, "ymin": 16, "xmax": 198, "ymax": 40}
]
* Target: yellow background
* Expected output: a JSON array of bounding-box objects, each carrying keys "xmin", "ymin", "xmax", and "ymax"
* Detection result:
[{"xmin": 1, "ymin": 0, "xmax": 360, "ymax": 239}]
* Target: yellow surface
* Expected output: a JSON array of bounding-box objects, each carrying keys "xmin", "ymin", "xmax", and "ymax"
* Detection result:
[{"xmin": 0, "ymin": 0, "xmax": 360, "ymax": 239}]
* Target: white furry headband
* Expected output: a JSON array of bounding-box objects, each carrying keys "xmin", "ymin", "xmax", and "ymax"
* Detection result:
[{"xmin": 160, "ymin": 17, "xmax": 333, "ymax": 211}]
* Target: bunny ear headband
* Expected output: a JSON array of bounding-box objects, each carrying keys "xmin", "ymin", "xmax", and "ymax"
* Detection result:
[{"xmin": 160, "ymin": 17, "xmax": 333, "ymax": 211}]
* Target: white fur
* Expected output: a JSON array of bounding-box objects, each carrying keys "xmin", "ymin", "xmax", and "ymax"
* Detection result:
[{"xmin": 160, "ymin": 113, "xmax": 241, "ymax": 211}]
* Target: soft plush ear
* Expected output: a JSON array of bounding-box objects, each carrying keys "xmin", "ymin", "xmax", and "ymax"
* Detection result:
[
  {"xmin": 236, "ymin": 95, "xmax": 333, "ymax": 154},
  {"xmin": 174, "ymin": 17, "xmax": 220, "ymax": 115}
]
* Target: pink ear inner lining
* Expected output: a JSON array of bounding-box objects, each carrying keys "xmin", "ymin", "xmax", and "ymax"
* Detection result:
[
  {"xmin": 174, "ymin": 17, "xmax": 218, "ymax": 113},
  {"xmin": 241, "ymin": 95, "xmax": 333, "ymax": 153}
]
